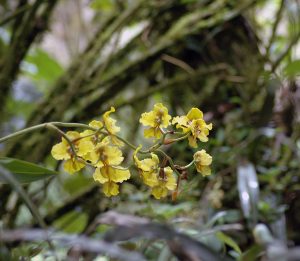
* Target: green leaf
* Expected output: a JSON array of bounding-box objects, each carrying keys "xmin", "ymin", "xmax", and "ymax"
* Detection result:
[
  {"xmin": 240, "ymin": 244, "xmax": 263, "ymax": 261},
  {"xmin": 284, "ymin": 60, "xmax": 300, "ymax": 77},
  {"xmin": 216, "ymin": 231, "xmax": 242, "ymax": 255},
  {"xmin": 24, "ymin": 48, "xmax": 64, "ymax": 85},
  {"xmin": 90, "ymin": 0, "xmax": 113, "ymax": 11},
  {"xmin": 0, "ymin": 157, "xmax": 57, "ymax": 184},
  {"xmin": 53, "ymin": 211, "xmax": 88, "ymax": 233}
]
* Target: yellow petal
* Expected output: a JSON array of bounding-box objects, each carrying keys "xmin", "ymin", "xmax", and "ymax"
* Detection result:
[
  {"xmin": 140, "ymin": 103, "xmax": 171, "ymax": 131},
  {"xmin": 89, "ymin": 151, "xmax": 103, "ymax": 167},
  {"xmin": 109, "ymin": 136, "xmax": 124, "ymax": 147},
  {"xmin": 187, "ymin": 108, "xmax": 203, "ymax": 120},
  {"xmin": 63, "ymin": 159, "xmax": 85, "ymax": 174},
  {"xmin": 198, "ymin": 165, "xmax": 211, "ymax": 176},
  {"xmin": 153, "ymin": 103, "xmax": 165, "ymax": 112},
  {"xmin": 190, "ymin": 119, "xmax": 210, "ymax": 143},
  {"xmin": 101, "ymin": 136, "xmax": 110, "ymax": 145},
  {"xmin": 172, "ymin": 116, "xmax": 189, "ymax": 131},
  {"xmin": 139, "ymin": 158, "xmax": 157, "ymax": 172},
  {"xmin": 188, "ymin": 135, "xmax": 198, "ymax": 148},
  {"xmin": 164, "ymin": 167, "xmax": 177, "ymax": 190},
  {"xmin": 103, "ymin": 107, "xmax": 115, "ymax": 118},
  {"xmin": 161, "ymin": 115, "xmax": 172, "ymax": 128},
  {"xmin": 103, "ymin": 166, "xmax": 130, "ymax": 183},
  {"xmin": 142, "ymin": 171, "xmax": 159, "ymax": 187},
  {"xmin": 198, "ymin": 132, "xmax": 209, "ymax": 142},
  {"xmin": 93, "ymin": 167, "xmax": 109, "ymax": 183},
  {"xmin": 103, "ymin": 182, "xmax": 119, "ymax": 197},
  {"xmin": 80, "ymin": 129, "xmax": 95, "ymax": 137},
  {"xmin": 105, "ymin": 146, "xmax": 124, "ymax": 165},
  {"xmin": 66, "ymin": 131, "xmax": 81, "ymax": 141},
  {"xmin": 81, "ymin": 152, "xmax": 93, "ymax": 162},
  {"xmin": 89, "ymin": 120, "xmax": 103, "ymax": 129},
  {"xmin": 153, "ymin": 103, "xmax": 171, "ymax": 128},
  {"xmin": 103, "ymin": 107, "xmax": 120, "ymax": 134},
  {"xmin": 139, "ymin": 111, "xmax": 156, "ymax": 127},
  {"xmin": 51, "ymin": 142, "xmax": 70, "ymax": 160},
  {"xmin": 206, "ymin": 123, "xmax": 213, "ymax": 130},
  {"xmin": 77, "ymin": 140, "xmax": 94, "ymax": 157},
  {"xmin": 194, "ymin": 150, "xmax": 212, "ymax": 166},
  {"xmin": 152, "ymin": 186, "xmax": 168, "ymax": 199},
  {"xmin": 151, "ymin": 153, "xmax": 159, "ymax": 164},
  {"xmin": 133, "ymin": 145, "xmax": 142, "ymax": 166},
  {"xmin": 144, "ymin": 127, "xmax": 162, "ymax": 139}
]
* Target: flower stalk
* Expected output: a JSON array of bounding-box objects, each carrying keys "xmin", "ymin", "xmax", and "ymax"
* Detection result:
[{"xmin": 0, "ymin": 104, "xmax": 213, "ymax": 199}]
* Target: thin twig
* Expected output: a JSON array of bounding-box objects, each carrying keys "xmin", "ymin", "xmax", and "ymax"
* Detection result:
[
  {"xmin": 161, "ymin": 54, "xmax": 195, "ymax": 74},
  {"xmin": 271, "ymin": 30, "xmax": 300, "ymax": 73},
  {"xmin": 0, "ymin": 4, "xmax": 32, "ymax": 27},
  {"xmin": 265, "ymin": 0, "xmax": 285, "ymax": 59}
]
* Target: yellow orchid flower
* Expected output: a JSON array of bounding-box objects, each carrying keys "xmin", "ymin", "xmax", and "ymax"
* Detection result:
[
  {"xmin": 102, "ymin": 107, "xmax": 124, "ymax": 146},
  {"xmin": 133, "ymin": 146, "xmax": 177, "ymax": 198},
  {"xmin": 172, "ymin": 107, "xmax": 203, "ymax": 132},
  {"xmin": 90, "ymin": 139, "xmax": 130, "ymax": 196},
  {"xmin": 90, "ymin": 140, "xmax": 124, "ymax": 168},
  {"xmin": 139, "ymin": 103, "xmax": 171, "ymax": 139},
  {"xmin": 51, "ymin": 131, "xmax": 94, "ymax": 174},
  {"xmin": 93, "ymin": 165, "xmax": 130, "ymax": 197},
  {"xmin": 151, "ymin": 167, "xmax": 177, "ymax": 199},
  {"xmin": 188, "ymin": 119, "xmax": 212, "ymax": 147},
  {"xmin": 172, "ymin": 108, "xmax": 212, "ymax": 148},
  {"xmin": 79, "ymin": 129, "xmax": 100, "ymax": 162},
  {"xmin": 133, "ymin": 146, "xmax": 159, "ymax": 187},
  {"xmin": 193, "ymin": 149, "xmax": 212, "ymax": 176}
]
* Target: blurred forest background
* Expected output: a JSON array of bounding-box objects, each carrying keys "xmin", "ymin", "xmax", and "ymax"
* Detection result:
[{"xmin": 0, "ymin": 0, "xmax": 300, "ymax": 260}]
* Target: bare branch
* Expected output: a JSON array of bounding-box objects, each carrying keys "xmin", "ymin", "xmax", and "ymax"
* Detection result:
[
  {"xmin": 265, "ymin": 0, "xmax": 285, "ymax": 58},
  {"xmin": 0, "ymin": 229, "xmax": 146, "ymax": 261},
  {"xmin": 92, "ymin": 212, "xmax": 222, "ymax": 261},
  {"xmin": 271, "ymin": 30, "xmax": 300, "ymax": 73}
]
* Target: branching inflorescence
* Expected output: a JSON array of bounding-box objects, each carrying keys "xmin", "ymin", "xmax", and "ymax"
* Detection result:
[{"xmin": 50, "ymin": 103, "xmax": 213, "ymax": 199}]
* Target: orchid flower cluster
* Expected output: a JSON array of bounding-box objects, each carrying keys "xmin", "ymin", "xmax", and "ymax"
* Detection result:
[{"xmin": 51, "ymin": 103, "xmax": 213, "ymax": 199}]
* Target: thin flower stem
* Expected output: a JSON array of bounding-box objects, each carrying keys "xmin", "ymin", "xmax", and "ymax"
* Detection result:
[
  {"xmin": 110, "ymin": 165, "xmax": 130, "ymax": 170},
  {"xmin": 182, "ymin": 160, "xmax": 195, "ymax": 169},
  {"xmin": 99, "ymin": 131, "xmax": 138, "ymax": 150},
  {"xmin": 159, "ymin": 127, "xmax": 166, "ymax": 135},
  {"xmin": 147, "ymin": 142, "xmax": 163, "ymax": 153},
  {"xmin": 0, "ymin": 122, "xmax": 94, "ymax": 144},
  {"xmin": 0, "ymin": 122, "xmax": 97, "ymax": 162},
  {"xmin": 176, "ymin": 160, "xmax": 195, "ymax": 170},
  {"xmin": 46, "ymin": 124, "xmax": 77, "ymax": 157},
  {"xmin": 0, "ymin": 123, "xmax": 48, "ymax": 143},
  {"xmin": 0, "ymin": 121, "xmax": 185, "ymax": 160},
  {"xmin": 102, "ymin": 131, "xmax": 163, "ymax": 154},
  {"xmin": 51, "ymin": 122, "xmax": 96, "ymax": 131},
  {"xmin": 72, "ymin": 128, "xmax": 104, "ymax": 143},
  {"xmin": 171, "ymin": 132, "xmax": 190, "ymax": 142},
  {"xmin": 172, "ymin": 131, "xmax": 185, "ymax": 135},
  {"xmin": 156, "ymin": 149, "xmax": 181, "ymax": 176}
]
